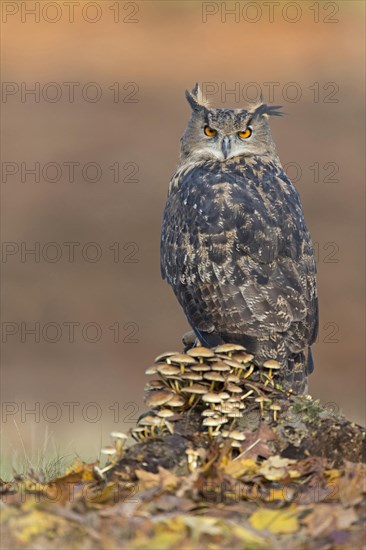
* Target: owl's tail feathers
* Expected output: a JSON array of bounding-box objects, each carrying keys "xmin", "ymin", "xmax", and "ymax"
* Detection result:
[
  {"xmin": 192, "ymin": 327, "xmax": 258, "ymax": 350},
  {"xmin": 281, "ymin": 353, "xmax": 308, "ymax": 395}
]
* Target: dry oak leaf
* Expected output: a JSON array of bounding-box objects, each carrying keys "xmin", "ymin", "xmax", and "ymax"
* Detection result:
[
  {"xmin": 237, "ymin": 422, "xmax": 276, "ymax": 460},
  {"xmin": 338, "ymin": 462, "xmax": 366, "ymax": 507},
  {"xmin": 302, "ymin": 503, "xmax": 358, "ymax": 537},
  {"xmin": 259, "ymin": 455, "xmax": 301, "ymax": 481},
  {"xmin": 135, "ymin": 466, "xmax": 179, "ymax": 491}
]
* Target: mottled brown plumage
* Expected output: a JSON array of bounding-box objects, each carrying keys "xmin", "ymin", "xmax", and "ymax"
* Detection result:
[{"xmin": 161, "ymin": 84, "xmax": 318, "ymax": 393}]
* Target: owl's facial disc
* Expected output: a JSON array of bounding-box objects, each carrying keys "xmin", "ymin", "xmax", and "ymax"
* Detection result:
[{"xmin": 181, "ymin": 92, "xmax": 280, "ymax": 162}]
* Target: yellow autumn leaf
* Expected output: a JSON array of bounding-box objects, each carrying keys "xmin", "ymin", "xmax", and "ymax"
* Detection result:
[
  {"xmin": 224, "ymin": 458, "xmax": 258, "ymax": 478},
  {"xmin": 249, "ymin": 505, "xmax": 299, "ymax": 534},
  {"xmin": 325, "ymin": 468, "xmax": 341, "ymax": 483},
  {"xmin": 87, "ymin": 481, "xmax": 118, "ymax": 505},
  {"xmin": 62, "ymin": 459, "xmax": 96, "ymax": 481},
  {"xmin": 230, "ymin": 524, "xmax": 268, "ymax": 547}
]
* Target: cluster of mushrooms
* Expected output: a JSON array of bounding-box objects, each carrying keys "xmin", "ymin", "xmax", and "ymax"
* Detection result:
[
  {"xmin": 97, "ymin": 344, "xmax": 283, "ymax": 476},
  {"xmin": 131, "ymin": 344, "xmax": 283, "ymax": 448}
]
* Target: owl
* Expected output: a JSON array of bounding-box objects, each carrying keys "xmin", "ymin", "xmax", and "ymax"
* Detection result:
[{"xmin": 160, "ymin": 84, "xmax": 318, "ymax": 394}]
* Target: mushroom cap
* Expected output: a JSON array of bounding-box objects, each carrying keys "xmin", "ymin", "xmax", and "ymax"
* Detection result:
[
  {"xmin": 187, "ymin": 347, "xmax": 215, "ymax": 358},
  {"xmin": 217, "ymin": 391, "xmax": 230, "ymax": 400},
  {"xmin": 225, "ymin": 374, "xmax": 240, "ymax": 384},
  {"xmin": 203, "ymin": 372, "xmax": 225, "ymax": 383},
  {"xmin": 232, "ymin": 352, "xmax": 255, "ymax": 364},
  {"xmin": 157, "ymin": 364, "xmax": 181, "ymax": 376},
  {"xmin": 180, "ymin": 372, "xmax": 203, "ymax": 381},
  {"xmin": 222, "ymin": 430, "xmax": 246, "ymax": 441},
  {"xmin": 154, "ymin": 351, "xmax": 179, "ymax": 363},
  {"xmin": 167, "ymin": 395, "xmax": 186, "ymax": 407},
  {"xmin": 263, "ymin": 359, "xmax": 281, "ymax": 370},
  {"xmin": 201, "ymin": 409, "xmax": 216, "ymax": 417},
  {"xmin": 169, "ymin": 354, "xmax": 197, "ymax": 365},
  {"xmin": 110, "ymin": 431, "xmax": 128, "ymax": 440},
  {"xmin": 145, "ymin": 365, "xmax": 159, "ymax": 375},
  {"xmin": 255, "ymin": 395, "xmax": 271, "ymax": 403},
  {"xmin": 101, "ymin": 446, "xmax": 117, "ymax": 456},
  {"xmin": 215, "ymin": 404, "xmax": 240, "ymax": 414},
  {"xmin": 219, "ymin": 357, "xmax": 246, "ymax": 369},
  {"xmin": 226, "ymin": 382, "xmax": 243, "ymax": 394},
  {"xmin": 270, "ymin": 404, "xmax": 282, "ymax": 411},
  {"xmin": 214, "ymin": 343, "xmax": 246, "ymax": 353},
  {"xmin": 191, "ymin": 364, "xmax": 212, "ymax": 372},
  {"xmin": 144, "ymin": 380, "xmax": 166, "ymax": 391},
  {"xmin": 210, "ymin": 361, "xmax": 231, "ymax": 373},
  {"xmin": 203, "ymin": 416, "xmax": 228, "ymax": 427},
  {"xmin": 202, "ymin": 392, "xmax": 224, "ymax": 404},
  {"xmin": 226, "ymin": 411, "xmax": 244, "ymax": 418},
  {"xmin": 181, "ymin": 383, "xmax": 209, "ymax": 394},
  {"xmin": 156, "ymin": 408, "xmax": 175, "ymax": 418},
  {"xmin": 138, "ymin": 415, "xmax": 160, "ymax": 426},
  {"xmin": 145, "ymin": 389, "xmax": 174, "ymax": 408}
]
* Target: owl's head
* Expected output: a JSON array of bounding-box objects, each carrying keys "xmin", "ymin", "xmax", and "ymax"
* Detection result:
[{"xmin": 180, "ymin": 83, "xmax": 283, "ymax": 162}]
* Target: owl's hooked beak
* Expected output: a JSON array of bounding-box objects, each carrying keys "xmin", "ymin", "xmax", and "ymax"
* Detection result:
[{"xmin": 221, "ymin": 136, "xmax": 231, "ymax": 159}]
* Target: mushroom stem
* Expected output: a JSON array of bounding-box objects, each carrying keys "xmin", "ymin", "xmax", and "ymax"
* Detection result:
[{"xmin": 243, "ymin": 365, "xmax": 254, "ymax": 378}]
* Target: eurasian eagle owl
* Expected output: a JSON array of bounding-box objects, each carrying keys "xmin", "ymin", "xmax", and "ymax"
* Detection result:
[{"xmin": 160, "ymin": 84, "xmax": 318, "ymax": 394}]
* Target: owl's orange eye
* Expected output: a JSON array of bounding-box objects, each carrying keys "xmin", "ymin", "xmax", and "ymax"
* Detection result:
[
  {"xmin": 204, "ymin": 125, "xmax": 217, "ymax": 138},
  {"xmin": 238, "ymin": 128, "xmax": 252, "ymax": 140}
]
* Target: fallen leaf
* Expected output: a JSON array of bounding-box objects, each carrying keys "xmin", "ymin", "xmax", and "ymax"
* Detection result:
[
  {"xmin": 302, "ymin": 503, "xmax": 358, "ymax": 537},
  {"xmin": 237, "ymin": 422, "xmax": 276, "ymax": 460},
  {"xmin": 249, "ymin": 505, "xmax": 299, "ymax": 534},
  {"xmin": 259, "ymin": 455, "xmax": 300, "ymax": 481},
  {"xmin": 223, "ymin": 458, "xmax": 258, "ymax": 479},
  {"xmin": 135, "ymin": 467, "xmax": 179, "ymax": 491}
]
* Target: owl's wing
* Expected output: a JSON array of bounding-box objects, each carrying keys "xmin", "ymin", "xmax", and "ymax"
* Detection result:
[{"xmin": 161, "ymin": 159, "xmax": 318, "ymax": 353}]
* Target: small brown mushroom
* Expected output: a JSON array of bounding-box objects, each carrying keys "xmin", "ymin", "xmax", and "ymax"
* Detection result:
[
  {"xmin": 169, "ymin": 353, "xmax": 197, "ymax": 369},
  {"xmin": 181, "ymin": 383, "xmax": 209, "ymax": 405},
  {"xmin": 232, "ymin": 352, "xmax": 254, "ymax": 364},
  {"xmin": 202, "ymin": 392, "xmax": 224, "ymax": 408},
  {"xmin": 145, "ymin": 389, "xmax": 174, "ymax": 408},
  {"xmin": 166, "ymin": 395, "xmax": 186, "ymax": 408},
  {"xmin": 191, "ymin": 364, "xmax": 212, "ymax": 372},
  {"xmin": 101, "ymin": 445, "xmax": 117, "ymax": 457},
  {"xmin": 270, "ymin": 403, "xmax": 281, "ymax": 422},
  {"xmin": 214, "ymin": 343, "xmax": 246, "ymax": 357},
  {"xmin": 187, "ymin": 347, "xmax": 215, "ymax": 363},
  {"xmin": 255, "ymin": 395, "xmax": 271, "ymax": 414},
  {"xmin": 145, "ymin": 365, "xmax": 159, "ymax": 375},
  {"xmin": 154, "ymin": 351, "xmax": 179, "ymax": 363},
  {"xmin": 263, "ymin": 359, "xmax": 281, "ymax": 379},
  {"xmin": 144, "ymin": 380, "xmax": 166, "ymax": 391},
  {"xmin": 226, "ymin": 382, "xmax": 243, "ymax": 394}
]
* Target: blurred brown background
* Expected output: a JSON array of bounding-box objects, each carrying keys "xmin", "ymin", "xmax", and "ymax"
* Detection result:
[{"xmin": 1, "ymin": 1, "xmax": 364, "ymax": 477}]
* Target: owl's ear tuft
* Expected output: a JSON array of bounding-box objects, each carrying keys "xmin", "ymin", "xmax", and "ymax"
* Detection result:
[
  {"xmin": 252, "ymin": 102, "xmax": 284, "ymax": 118},
  {"xmin": 185, "ymin": 83, "xmax": 209, "ymax": 111}
]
